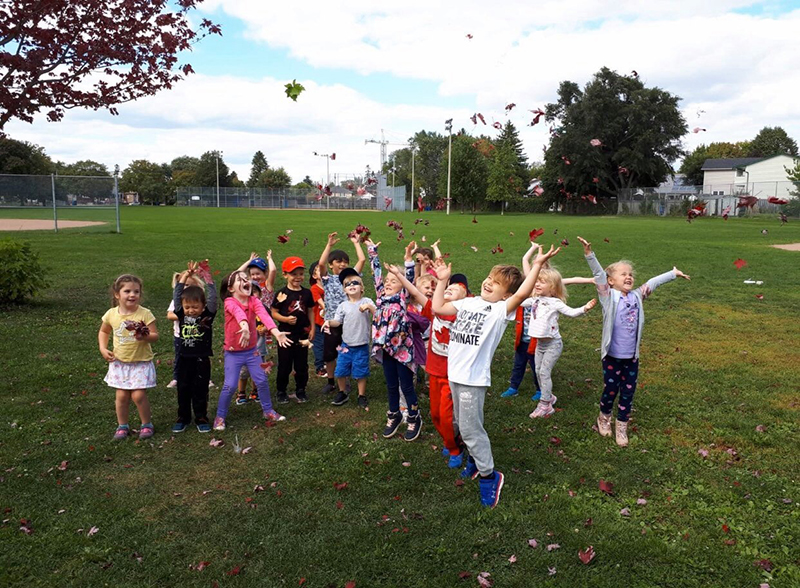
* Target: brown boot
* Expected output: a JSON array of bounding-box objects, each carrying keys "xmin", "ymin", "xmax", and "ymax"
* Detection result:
[
  {"xmin": 615, "ymin": 419, "xmax": 629, "ymax": 447},
  {"xmin": 597, "ymin": 411, "xmax": 612, "ymax": 437}
]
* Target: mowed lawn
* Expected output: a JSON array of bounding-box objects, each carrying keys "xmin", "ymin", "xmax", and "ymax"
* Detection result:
[{"xmin": 1, "ymin": 207, "xmax": 799, "ymax": 588}]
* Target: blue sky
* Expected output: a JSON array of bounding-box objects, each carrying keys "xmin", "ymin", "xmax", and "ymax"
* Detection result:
[{"xmin": 6, "ymin": 0, "xmax": 800, "ymax": 184}]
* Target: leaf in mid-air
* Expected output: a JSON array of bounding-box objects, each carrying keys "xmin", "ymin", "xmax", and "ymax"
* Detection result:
[{"xmin": 285, "ymin": 79, "xmax": 305, "ymax": 101}]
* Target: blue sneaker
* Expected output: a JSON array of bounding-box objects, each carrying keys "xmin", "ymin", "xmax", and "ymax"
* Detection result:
[
  {"xmin": 448, "ymin": 453, "xmax": 464, "ymax": 469},
  {"xmin": 235, "ymin": 395, "xmax": 248, "ymax": 406},
  {"xmin": 442, "ymin": 447, "xmax": 450, "ymax": 458},
  {"xmin": 171, "ymin": 421, "xmax": 188, "ymax": 433},
  {"xmin": 531, "ymin": 390, "xmax": 541, "ymax": 402},
  {"xmin": 461, "ymin": 458, "xmax": 479, "ymax": 479},
  {"xmin": 196, "ymin": 421, "xmax": 212, "ymax": 433},
  {"xmin": 479, "ymin": 471, "xmax": 505, "ymax": 508},
  {"xmin": 500, "ymin": 387, "xmax": 519, "ymax": 398}
]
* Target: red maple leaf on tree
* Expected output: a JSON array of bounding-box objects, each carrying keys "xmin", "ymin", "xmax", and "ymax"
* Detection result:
[{"xmin": 0, "ymin": 0, "xmax": 221, "ymax": 129}]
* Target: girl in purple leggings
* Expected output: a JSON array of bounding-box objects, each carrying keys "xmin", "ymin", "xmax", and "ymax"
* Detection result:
[{"xmin": 213, "ymin": 270, "xmax": 291, "ymax": 431}]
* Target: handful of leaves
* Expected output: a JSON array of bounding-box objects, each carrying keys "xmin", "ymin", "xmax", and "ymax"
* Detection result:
[
  {"xmin": 123, "ymin": 320, "xmax": 150, "ymax": 338},
  {"xmin": 347, "ymin": 224, "xmax": 371, "ymax": 242}
]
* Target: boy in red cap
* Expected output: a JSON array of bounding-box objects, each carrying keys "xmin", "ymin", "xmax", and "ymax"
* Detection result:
[{"xmin": 271, "ymin": 256, "xmax": 316, "ymax": 403}]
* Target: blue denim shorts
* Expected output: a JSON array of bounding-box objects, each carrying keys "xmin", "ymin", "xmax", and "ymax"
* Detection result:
[{"xmin": 334, "ymin": 343, "xmax": 370, "ymax": 379}]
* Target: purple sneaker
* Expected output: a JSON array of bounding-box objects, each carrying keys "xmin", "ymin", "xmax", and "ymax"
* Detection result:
[
  {"xmin": 113, "ymin": 426, "xmax": 129, "ymax": 441},
  {"xmin": 138, "ymin": 424, "xmax": 154, "ymax": 440}
]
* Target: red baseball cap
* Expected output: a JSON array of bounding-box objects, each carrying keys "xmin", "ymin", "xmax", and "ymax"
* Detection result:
[{"xmin": 282, "ymin": 256, "xmax": 305, "ymax": 273}]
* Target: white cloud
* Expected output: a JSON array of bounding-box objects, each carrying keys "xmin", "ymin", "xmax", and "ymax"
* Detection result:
[{"xmin": 6, "ymin": 2, "xmax": 800, "ymax": 184}]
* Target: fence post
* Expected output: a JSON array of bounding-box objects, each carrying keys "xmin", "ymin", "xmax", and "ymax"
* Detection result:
[
  {"xmin": 51, "ymin": 173, "xmax": 58, "ymax": 233},
  {"xmin": 114, "ymin": 165, "xmax": 121, "ymax": 234}
]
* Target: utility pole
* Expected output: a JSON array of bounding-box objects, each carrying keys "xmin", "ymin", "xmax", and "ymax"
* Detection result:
[
  {"xmin": 313, "ymin": 151, "xmax": 335, "ymax": 208},
  {"xmin": 411, "ymin": 147, "xmax": 416, "ymax": 212},
  {"xmin": 215, "ymin": 150, "xmax": 223, "ymax": 208},
  {"xmin": 445, "ymin": 118, "xmax": 453, "ymax": 215}
]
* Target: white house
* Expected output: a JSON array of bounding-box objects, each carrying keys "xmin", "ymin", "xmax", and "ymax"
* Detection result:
[{"xmin": 702, "ymin": 154, "xmax": 798, "ymax": 199}]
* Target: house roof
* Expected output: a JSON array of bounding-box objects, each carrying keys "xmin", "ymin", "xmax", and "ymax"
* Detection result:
[{"xmin": 701, "ymin": 158, "xmax": 764, "ymax": 171}]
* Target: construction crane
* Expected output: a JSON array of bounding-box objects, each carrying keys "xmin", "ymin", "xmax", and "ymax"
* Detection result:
[{"xmin": 365, "ymin": 129, "xmax": 417, "ymax": 199}]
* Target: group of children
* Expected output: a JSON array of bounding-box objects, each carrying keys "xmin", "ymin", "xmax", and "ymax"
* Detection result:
[{"xmin": 99, "ymin": 230, "xmax": 690, "ymax": 507}]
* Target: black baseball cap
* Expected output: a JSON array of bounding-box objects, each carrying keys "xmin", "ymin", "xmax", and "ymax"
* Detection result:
[
  {"xmin": 450, "ymin": 273, "xmax": 470, "ymax": 294},
  {"xmin": 338, "ymin": 267, "xmax": 360, "ymax": 285}
]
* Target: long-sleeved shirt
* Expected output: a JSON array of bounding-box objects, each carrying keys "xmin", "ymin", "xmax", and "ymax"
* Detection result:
[
  {"xmin": 520, "ymin": 296, "xmax": 587, "ymax": 340},
  {"xmin": 224, "ymin": 295, "xmax": 278, "ymax": 352},
  {"xmin": 172, "ymin": 282, "xmax": 218, "ymax": 357}
]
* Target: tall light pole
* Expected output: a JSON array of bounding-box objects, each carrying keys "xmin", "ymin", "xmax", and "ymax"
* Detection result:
[
  {"xmin": 215, "ymin": 150, "xmax": 223, "ymax": 208},
  {"xmin": 314, "ymin": 151, "xmax": 335, "ymax": 208},
  {"xmin": 411, "ymin": 146, "xmax": 416, "ymax": 212},
  {"xmin": 445, "ymin": 118, "xmax": 453, "ymax": 215}
]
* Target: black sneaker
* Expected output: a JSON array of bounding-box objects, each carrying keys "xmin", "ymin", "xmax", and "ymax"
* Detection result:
[
  {"xmin": 331, "ymin": 391, "xmax": 349, "ymax": 406},
  {"xmin": 295, "ymin": 389, "xmax": 308, "ymax": 403},
  {"xmin": 383, "ymin": 410, "xmax": 403, "ymax": 438},
  {"xmin": 277, "ymin": 391, "xmax": 290, "ymax": 404},
  {"xmin": 404, "ymin": 412, "xmax": 422, "ymax": 442},
  {"xmin": 357, "ymin": 395, "xmax": 369, "ymax": 410}
]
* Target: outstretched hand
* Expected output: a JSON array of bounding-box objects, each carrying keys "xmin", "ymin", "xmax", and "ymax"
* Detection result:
[
  {"xmin": 274, "ymin": 331, "xmax": 293, "ymax": 348},
  {"xmin": 327, "ymin": 232, "xmax": 339, "ymax": 246},
  {"xmin": 237, "ymin": 321, "xmax": 250, "ymax": 347},
  {"xmin": 577, "ymin": 236, "xmax": 592, "ymax": 256},
  {"xmin": 432, "ymin": 258, "xmax": 452, "ymax": 281},
  {"xmin": 535, "ymin": 244, "xmax": 560, "ymax": 264},
  {"xmin": 673, "ymin": 267, "xmax": 691, "ymax": 280},
  {"xmin": 365, "ymin": 238, "xmax": 381, "ymax": 248},
  {"xmin": 584, "ymin": 298, "xmax": 598, "ymax": 312}
]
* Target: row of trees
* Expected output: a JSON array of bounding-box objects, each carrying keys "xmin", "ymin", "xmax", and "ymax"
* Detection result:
[{"xmin": 0, "ymin": 135, "xmax": 302, "ymax": 204}]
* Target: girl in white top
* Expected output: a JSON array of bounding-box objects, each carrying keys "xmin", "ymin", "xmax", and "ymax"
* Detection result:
[{"xmin": 524, "ymin": 268, "xmax": 596, "ymax": 418}]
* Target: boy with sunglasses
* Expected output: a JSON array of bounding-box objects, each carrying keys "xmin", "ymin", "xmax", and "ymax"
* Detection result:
[{"xmin": 322, "ymin": 267, "xmax": 375, "ymax": 409}]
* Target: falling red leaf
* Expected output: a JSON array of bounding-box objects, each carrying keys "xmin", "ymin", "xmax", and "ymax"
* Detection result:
[
  {"xmin": 477, "ymin": 113, "xmax": 486, "ymax": 125},
  {"xmin": 529, "ymin": 228, "xmax": 545, "ymax": 241},
  {"xmin": 618, "ymin": 166, "xmax": 629, "ymax": 175},
  {"xmin": 599, "ymin": 479, "xmax": 614, "ymax": 495},
  {"xmin": 277, "ymin": 235, "xmax": 290, "ymax": 244},
  {"xmin": 194, "ymin": 259, "xmax": 213, "ymax": 282},
  {"xmin": 330, "ymin": 153, "xmax": 336, "ymax": 160},
  {"xmin": 561, "ymin": 238, "xmax": 570, "ymax": 246},
  {"xmin": 561, "ymin": 155, "xmax": 571, "ymax": 165},
  {"xmin": 755, "ymin": 294, "xmax": 764, "ymax": 300},
  {"xmin": 736, "ymin": 195, "xmax": 758, "ymax": 209},
  {"xmin": 578, "ymin": 546, "xmax": 596, "ymax": 565},
  {"xmin": 529, "ymin": 108, "xmax": 545, "ymax": 126},
  {"xmin": 767, "ymin": 196, "xmax": 788, "ymax": 205},
  {"xmin": 603, "ymin": 238, "xmax": 610, "ymax": 243},
  {"xmin": 492, "ymin": 121, "xmax": 502, "ymax": 130},
  {"xmin": 466, "ymin": 34, "xmax": 473, "ymax": 39},
  {"xmin": 592, "ymin": 177, "xmax": 600, "ymax": 183},
  {"xmin": 532, "ymin": 185, "xmax": 544, "ymax": 197},
  {"xmin": 692, "ymin": 127, "xmax": 707, "ymax": 133},
  {"xmin": 733, "ymin": 258, "xmax": 747, "ymax": 270}
]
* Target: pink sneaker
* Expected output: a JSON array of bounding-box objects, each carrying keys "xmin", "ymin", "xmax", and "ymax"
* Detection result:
[
  {"xmin": 138, "ymin": 424, "xmax": 154, "ymax": 439},
  {"xmin": 113, "ymin": 426, "xmax": 129, "ymax": 441},
  {"xmin": 213, "ymin": 417, "xmax": 226, "ymax": 431},
  {"xmin": 529, "ymin": 395, "xmax": 557, "ymax": 419},
  {"xmin": 263, "ymin": 409, "xmax": 286, "ymax": 423}
]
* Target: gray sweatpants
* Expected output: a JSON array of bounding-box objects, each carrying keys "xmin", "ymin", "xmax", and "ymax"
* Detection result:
[
  {"xmin": 534, "ymin": 337, "xmax": 563, "ymax": 402},
  {"xmin": 450, "ymin": 381, "xmax": 493, "ymax": 476}
]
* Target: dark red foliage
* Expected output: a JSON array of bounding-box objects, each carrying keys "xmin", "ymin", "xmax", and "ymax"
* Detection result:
[
  {"xmin": 0, "ymin": 0, "xmax": 221, "ymax": 129},
  {"xmin": 277, "ymin": 235, "xmax": 290, "ymax": 244},
  {"xmin": 195, "ymin": 259, "xmax": 212, "ymax": 282},
  {"xmin": 123, "ymin": 320, "xmax": 150, "ymax": 338},
  {"xmin": 598, "ymin": 479, "xmax": 614, "ymax": 495},
  {"xmin": 736, "ymin": 195, "xmax": 758, "ymax": 209},
  {"xmin": 529, "ymin": 228, "xmax": 545, "ymax": 241},
  {"xmin": 529, "ymin": 108, "xmax": 545, "ymax": 126},
  {"xmin": 768, "ymin": 196, "xmax": 788, "ymax": 205},
  {"xmin": 733, "ymin": 258, "xmax": 747, "ymax": 270}
]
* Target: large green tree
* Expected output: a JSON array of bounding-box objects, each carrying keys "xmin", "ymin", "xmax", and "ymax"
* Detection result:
[
  {"xmin": 255, "ymin": 167, "xmax": 291, "ymax": 189},
  {"xmin": 679, "ymin": 141, "xmax": 751, "ymax": 185},
  {"xmin": 487, "ymin": 122, "xmax": 528, "ymax": 210},
  {"xmin": 194, "ymin": 151, "xmax": 231, "ymax": 188},
  {"xmin": 248, "ymin": 151, "xmax": 269, "ymax": 187},
  {"xmin": 0, "ymin": 135, "xmax": 53, "ymax": 174},
  {"xmin": 437, "ymin": 132, "xmax": 488, "ymax": 211},
  {"xmin": 542, "ymin": 67, "xmax": 687, "ymax": 212},
  {"xmin": 120, "ymin": 159, "xmax": 171, "ymax": 204},
  {"xmin": 410, "ymin": 130, "xmax": 447, "ymax": 206},
  {"xmin": 747, "ymin": 126, "xmax": 798, "ymax": 157}
]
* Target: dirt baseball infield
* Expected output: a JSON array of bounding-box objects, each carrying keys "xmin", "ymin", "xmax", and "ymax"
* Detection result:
[
  {"xmin": 0, "ymin": 219, "xmax": 106, "ymax": 231},
  {"xmin": 772, "ymin": 243, "xmax": 800, "ymax": 251}
]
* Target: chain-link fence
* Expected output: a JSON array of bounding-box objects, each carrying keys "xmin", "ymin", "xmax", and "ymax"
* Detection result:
[
  {"xmin": 0, "ymin": 174, "xmax": 120, "ymax": 232},
  {"xmin": 174, "ymin": 185, "xmax": 408, "ymax": 211},
  {"xmin": 618, "ymin": 183, "xmax": 798, "ymax": 217}
]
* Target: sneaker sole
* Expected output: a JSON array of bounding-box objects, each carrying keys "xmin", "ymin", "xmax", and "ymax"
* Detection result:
[
  {"xmin": 196, "ymin": 427, "xmax": 211, "ymax": 433},
  {"xmin": 383, "ymin": 423, "xmax": 402, "ymax": 439},
  {"xmin": 331, "ymin": 396, "xmax": 349, "ymax": 406},
  {"xmin": 487, "ymin": 472, "xmax": 505, "ymax": 508},
  {"xmin": 404, "ymin": 420, "xmax": 422, "ymax": 442},
  {"xmin": 172, "ymin": 426, "xmax": 187, "ymax": 434}
]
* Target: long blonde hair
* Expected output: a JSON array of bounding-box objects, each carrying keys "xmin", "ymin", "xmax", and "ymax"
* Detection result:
[{"xmin": 537, "ymin": 268, "xmax": 567, "ymax": 301}]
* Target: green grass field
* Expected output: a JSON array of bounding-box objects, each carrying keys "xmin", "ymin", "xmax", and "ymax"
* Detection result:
[{"xmin": 1, "ymin": 207, "xmax": 799, "ymax": 588}]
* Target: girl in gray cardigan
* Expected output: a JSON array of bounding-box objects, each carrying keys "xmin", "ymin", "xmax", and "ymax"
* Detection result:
[{"xmin": 578, "ymin": 237, "xmax": 690, "ymax": 446}]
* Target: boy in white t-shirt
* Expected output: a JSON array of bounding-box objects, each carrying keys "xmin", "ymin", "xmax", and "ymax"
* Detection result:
[{"xmin": 432, "ymin": 244, "xmax": 559, "ymax": 508}]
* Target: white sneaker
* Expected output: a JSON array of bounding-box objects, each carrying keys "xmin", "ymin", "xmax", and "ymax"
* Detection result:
[
  {"xmin": 529, "ymin": 395, "xmax": 557, "ymax": 418},
  {"xmin": 597, "ymin": 411, "xmax": 612, "ymax": 437},
  {"xmin": 615, "ymin": 419, "xmax": 629, "ymax": 447},
  {"xmin": 167, "ymin": 379, "xmax": 177, "ymax": 388}
]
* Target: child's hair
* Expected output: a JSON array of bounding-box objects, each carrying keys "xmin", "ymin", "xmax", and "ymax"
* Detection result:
[
  {"xmin": 172, "ymin": 271, "xmax": 204, "ymax": 288},
  {"xmin": 605, "ymin": 260, "xmax": 635, "ymax": 279},
  {"xmin": 220, "ymin": 271, "xmax": 241, "ymax": 299},
  {"xmin": 110, "ymin": 274, "xmax": 143, "ymax": 306},
  {"xmin": 537, "ymin": 268, "xmax": 567, "ymax": 301},
  {"xmin": 415, "ymin": 274, "xmax": 437, "ymax": 289},
  {"xmin": 308, "ymin": 261, "xmax": 319, "ymax": 285},
  {"xmin": 489, "ymin": 264, "xmax": 523, "ymax": 294},
  {"xmin": 181, "ymin": 285, "xmax": 206, "ymax": 306},
  {"xmin": 413, "ymin": 246, "xmax": 434, "ymax": 259},
  {"xmin": 328, "ymin": 249, "xmax": 350, "ymax": 264}
]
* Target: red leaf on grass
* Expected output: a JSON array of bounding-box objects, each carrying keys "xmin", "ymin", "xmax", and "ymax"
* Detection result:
[
  {"xmin": 754, "ymin": 559, "xmax": 774, "ymax": 572},
  {"xmin": 472, "ymin": 215, "xmax": 478, "ymax": 223},
  {"xmin": 227, "ymin": 566, "xmax": 241, "ymax": 576},
  {"xmin": 57, "ymin": 460, "xmax": 69, "ymax": 471},
  {"xmin": 458, "ymin": 571, "xmax": 472, "ymax": 579},
  {"xmin": 345, "ymin": 582, "xmax": 356, "ymax": 588},
  {"xmin": 529, "ymin": 228, "xmax": 545, "ymax": 241},
  {"xmin": 336, "ymin": 500, "xmax": 344, "ymax": 509},
  {"xmin": 299, "ymin": 578, "xmax": 306, "ymax": 586},
  {"xmin": 733, "ymin": 258, "xmax": 747, "ymax": 270},
  {"xmin": 599, "ymin": 479, "xmax": 614, "ymax": 495},
  {"xmin": 477, "ymin": 571, "xmax": 493, "ymax": 587},
  {"xmin": 578, "ymin": 546, "xmax": 596, "ymax": 564},
  {"xmin": 755, "ymin": 294, "xmax": 763, "ymax": 300},
  {"xmin": 722, "ymin": 524, "xmax": 730, "ymax": 533},
  {"xmin": 333, "ymin": 482, "xmax": 348, "ymax": 491}
]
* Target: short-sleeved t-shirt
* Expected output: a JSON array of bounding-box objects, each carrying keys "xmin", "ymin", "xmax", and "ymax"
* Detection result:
[
  {"xmin": 101, "ymin": 306, "xmax": 156, "ymax": 362},
  {"xmin": 333, "ymin": 297, "xmax": 374, "ymax": 346},
  {"xmin": 447, "ymin": 297, "xmax": 514, "ymax": 387},
  {"xmin": 310, "ymin": 283, "xmax": 325, "ymax": 327},
  {"xmin": 271, "ymin": 286, "xmax": 315, "ymax": 341}
]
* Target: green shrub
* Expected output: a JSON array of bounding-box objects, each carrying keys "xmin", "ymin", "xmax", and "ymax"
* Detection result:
[{"xmin": 0, "ymin": 239, "xmax": 46, "ymax": 304}]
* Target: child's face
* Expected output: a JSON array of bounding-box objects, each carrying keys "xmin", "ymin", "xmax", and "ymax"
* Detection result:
[
  {"xmin": 230, "ymin": 271, "xmax": 251, "ymax": 298},
  {"xmin": 330, "ymin": 258, "xmax": 349, "ymax": 275},
  {"xmin": 115, "ymin": 281, "xmax": 141, "ymax": 309},
  {"xmin": 417, "ymin": 279, "xmax": 436, "ymax": 299},
  {"xmin": 534, "ymin": 277, "xmax": 554, "ymax": 298},
  {"xmin": 608, "ymin": 265, "xmax": 634, "ymax": 294},
  {"xmin": 480, "ymin": 273, "xmax": 510, "ymax": 303},
  {"xmin": 249, "ymin": 267, "xmax": 267, "ymax": 283},
  {"xmin": 312, "ymin": 265, "xmax": 321, "ymax": 281},
  {"xmin": 342, "ymin": 276, "xmax": 364, "ymax": 300},
  {"xmin": 383, "ymin": 272, "xmax": 402, "ymax": 296},
  {"xmin": 182, "ymin": 299, "xmax": 204, "ymax": 317},
  {"xmin": 415, "ymin": 253, "xmax": 432, "ymax": 266},
  {"xmin": 443, "ymin": 283, "xmax": 467, "ymax": 302},
  {"xmin": 285, "ymin": 268, "xmax": 305, "ymax": 289}
]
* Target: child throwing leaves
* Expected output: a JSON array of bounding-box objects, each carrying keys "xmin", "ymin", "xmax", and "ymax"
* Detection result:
[
  {"xmin": 579, "ymin": 236, "xmax": 690, "ymax": 446},
  {"xmin": 99, "ymin": 275, "xmax": 159, "ymax": 440}
]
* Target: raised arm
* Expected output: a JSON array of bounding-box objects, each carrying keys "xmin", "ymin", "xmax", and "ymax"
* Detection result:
[
  {"xmin": 431, "ymin": 258, "xmax": 458, "ymax": 316},
  {"xmin": 555, "ymin": 297, "xmax": 596, "ymax": 317},
  {"xmin": 365, "ymin": 239, "xmax": 384, "ymax": 296},
  {"xmin": 404, "ymin": 241, "xmax": 417, "ymax": 282},
  {"xmin": 236, "ymin": 251, "xmax": 259, "ymax": 273},
  {"xmin": 431, "ymin": 239, "xmax": 442, "ymax": 260},
  {"xmin": 639, "ymin": 267, "xmax": 689, "ymax": 300},
  {"xmin": 563, "ymin": 276, "xmax": 595, "ymax": 286},
  {"xmin": 387, "ymin": 263, "xmax": 428, "ymax": 307},
  {"xmin": 205, "ymin": 279, "xmax": 218, "ymax": 314},
  {"xmin": 318, "ymin": 232, "xmax": 339, "ymax": 278},
  {"xmin": 351, "ymin": 234, "xmax": 367, "ymax": 274},
  {"xmin": 507, "ymin": 245, "xmax": 560, "ymax": 313},
  {"xmin": 266, "ymin": 250, "xmax": 277, "ymax": 291},
  {"xmin": 578, "ymin": 236, "xmax": 608, "ymax": 296},
  {"xmin": 521, "ymin": 242, "xmax": 540, "ymax": 277}
]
